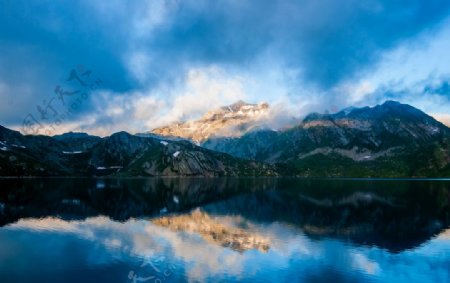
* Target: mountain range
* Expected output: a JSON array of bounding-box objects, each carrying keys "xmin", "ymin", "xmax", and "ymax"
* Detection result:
[
  {"xmin": 0, "ymin": 100, "xmax": 449, "ymax": 177},
  {"xmin": 203, "ymin": 101, "xmax": 450, "ymax": 177}
]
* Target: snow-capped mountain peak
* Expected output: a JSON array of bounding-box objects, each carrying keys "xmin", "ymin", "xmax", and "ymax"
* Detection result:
[{"xmin": 151, "ymin": 101, "xmax": 270, "ymax": 143}]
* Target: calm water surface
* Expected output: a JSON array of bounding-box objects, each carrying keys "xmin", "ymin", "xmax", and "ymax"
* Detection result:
[{"xmin": 0, "ymin": 178, "xmax": 449, "ymax": 283}]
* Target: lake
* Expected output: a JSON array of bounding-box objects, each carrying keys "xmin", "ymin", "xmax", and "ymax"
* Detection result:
[{"xmin": 0, "ymin": 178, "xmax": 449, "ymax": 283}]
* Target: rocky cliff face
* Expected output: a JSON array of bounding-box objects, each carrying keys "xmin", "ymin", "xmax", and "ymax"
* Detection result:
[{"xmin": 150, "ymin": 100, "xmax": 269, "ymax": 143}]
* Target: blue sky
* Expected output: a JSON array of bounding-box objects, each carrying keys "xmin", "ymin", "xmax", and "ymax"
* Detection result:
[{"xmin": 1, "ymin": 0, "xmax": 450, "ymax": 135}]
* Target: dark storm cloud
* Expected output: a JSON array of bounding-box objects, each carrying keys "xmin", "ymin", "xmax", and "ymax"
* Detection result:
[
  {"xmin": 1, "ymin": 0, "xmax": 450, "ymax": 128},
  {"xmin": 0, "ymin": 0, "xmax": 136, "ymax": 124},
  {"xmin": 145, "ymin": 0, "xmax": 450, "ymax": 87},
  {"xmin": 424, "ymin": 80, "xmax": 450, "ymax": 96},
  {"xmin": 0, "ymin": 0, "xmax": 132, "ymax": 91}
]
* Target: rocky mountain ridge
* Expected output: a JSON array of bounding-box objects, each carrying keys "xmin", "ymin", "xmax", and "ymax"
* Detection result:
[
  {"xmin": 0, "ymin": 126, "xmax": 277, "ymax": 177},
  {"xmin": 203, "ymin": 101, "xmax": 450, "ymax": 177},
  {"xmin": 0, "ymin": 100, "xmax": 449, "ymax": 177},
  {"xmin": 150, "ymin": 100, "xmax": 269, "ymax": 143}
]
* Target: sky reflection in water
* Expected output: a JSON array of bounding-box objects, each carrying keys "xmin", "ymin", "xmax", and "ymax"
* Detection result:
[{"xmin": 0, "ymin": 178, "xmax": 449, "ymax": 283}]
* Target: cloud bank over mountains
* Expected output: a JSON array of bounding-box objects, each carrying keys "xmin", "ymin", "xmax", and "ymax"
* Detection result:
[{"xmin": 1, "ymin": 0, "xmax": 450, "ymax": 134}]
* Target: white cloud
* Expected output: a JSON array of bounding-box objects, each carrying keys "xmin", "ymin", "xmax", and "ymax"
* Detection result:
[
  {"xmin": 127, "ymin": 51, "xmax": 154, "ymax": 85},
  {"xmin": 334, "ymin": 81, "xmax": 376, "ymax": 104},
  {"xmin": 131, "ymin": 0, "xmax": 175, "ymax": 38},
  {"xmin": 351, "ymin": 252, "xmax": 380, "ymax": 275},
  {"xmin": 50, "ymin": 66, "xmax": 248, "ymax": 135},
  {"xmin": 150, "ymin": 66, "xmax": 247, "ymax": 126},
  {"xmin": 372, "ymin": 19, "xmax": 450, "ymax": 88}
]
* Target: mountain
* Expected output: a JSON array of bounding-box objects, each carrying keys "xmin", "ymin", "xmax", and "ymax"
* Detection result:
[
  {"xmin": 0, "ymin": 126, "xmax": 277, "ymax": 177},
  {"xmin": 150, "ymin": 100, "xmax": 270, "ymax": 144},
  {"xmin": 1, "ymin": 101, "xmax": 449, "ymax": 177},
  {"xmin": 52, "ymin": 132, "xmax": 101, "ymax": 151},
  {"xmin": 203, "ymin": 101, "xmax": 450, "ymax": 177}
]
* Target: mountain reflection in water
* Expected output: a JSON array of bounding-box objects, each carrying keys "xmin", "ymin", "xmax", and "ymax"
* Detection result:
[{"xmin": 0, "ymin": 178, "xmax": 449, "ymax": 283}]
